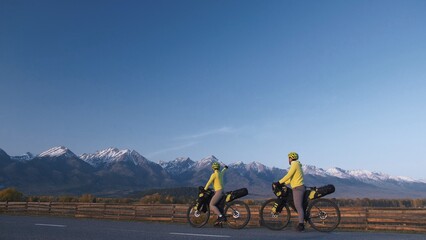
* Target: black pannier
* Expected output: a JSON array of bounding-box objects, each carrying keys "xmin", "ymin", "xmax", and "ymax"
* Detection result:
[
  {"xmin": 226, "ymin": 188, "xmax": 248, "ymax": 202},
  {"xmin": 308, "ymin": 184, "xmax": 335, "ymax": 199}
]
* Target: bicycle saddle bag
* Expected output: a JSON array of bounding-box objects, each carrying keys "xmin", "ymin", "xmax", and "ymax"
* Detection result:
[
  {"xmin": 309, "ymin": 184, "xmax": 335, "ymax": 199},
  {"xmin": 225, "ymin": 188, "xmax": 248, "ymax": 202}
]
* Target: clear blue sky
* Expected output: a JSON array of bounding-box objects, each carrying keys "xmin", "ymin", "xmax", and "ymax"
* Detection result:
[{"xmin": 1, "ymin": 0, "xmax": 425, "ymax": 179}]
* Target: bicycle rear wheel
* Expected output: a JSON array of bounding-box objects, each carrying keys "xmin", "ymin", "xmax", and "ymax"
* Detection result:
[
  {"xmin": 224, "ymin": 200, "xmax": 251, "ymax": 229},
  {"xmin": 187, "ymin": 202, "xmax": 210, "ymax": 228},
  {"xmin": 306, "ymin": 198, "xmax": 340, "ymax": 232},
  {"xmin": 259, "ymin": 199, "xmax": 291, "ymax": 230}
]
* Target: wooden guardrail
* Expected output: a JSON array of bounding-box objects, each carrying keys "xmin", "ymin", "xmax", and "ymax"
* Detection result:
[{"xmin": 1, "ymin": 202, "xmax": 425, "ymax": 233}]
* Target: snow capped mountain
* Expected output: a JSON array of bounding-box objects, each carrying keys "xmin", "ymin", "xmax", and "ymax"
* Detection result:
[
  {"xmin": 159, "ymin": 155, "xmax": 228, "ymax": 176},
  {"xmin": 2, "ymin": 145, "xmax": 426, "ymax": 198},
  {"xmin": 80, "ymin": 147, "xmax": 148, "ymax": 167},
  {"xmin": 325, "ymin": 167, "xmax": 352, "ymax": 178},
  {"xmin": 160, "ymin": 156, "xmax": 423, "ymax": 186},
  {"xmin": 159, "ymin": 157, "xmax": 194, "ymax": 167},
  {"xmin": 309, "ymin": 166, "xmax": 418, "ymax": 184},
  {"xmin": 246, "ymin": 161, "xmax": 270, "ymax": 173},
  {"xmin": 231, "ymin": 161, "xmax": 245, "ymax": 166},
  {"xmin": 159, "ymin": 157, "xmax": 195, "ymax": 175},
  {"xmin": 11, "ymin": 152, "xmax": 34, "ymax": 161},
  {"xmin": 346, "ymin": 169, "xmax": 418, "ymax": 183},
  {"xmin": 194, "ymin": 155, "xmax": 221, "ymax": 169},
  {"xmin": 38, "ymin": 146, "xmax": 77, "ymax": 158},
  {"xmin": 302, "ymin": 165, "xmax": 328, "ymax": 177}
]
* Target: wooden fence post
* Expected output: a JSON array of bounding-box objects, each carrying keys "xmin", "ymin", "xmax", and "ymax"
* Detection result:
[
  {"xmin": 171, "ymin": 204, "xmax": 175, "ymax": 223},
  {"xmin": 365, "ymin": 207, "xmax": 369, "ymax": 231},
  {"xmin": 133, "ymin": 204, "xmax": 136, "ymax": 220}
]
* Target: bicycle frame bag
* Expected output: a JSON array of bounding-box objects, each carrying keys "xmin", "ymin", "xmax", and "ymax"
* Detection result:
[
  {"xmin": 272, "ymin": 197, "xmax": 286, "ymax": 214},
  {"xmin": 225, "ymin": 188, "xmax": 248, "ymax": 202},
  {"xmin": 308, "ymin": 184, "xmax": 335, "ymax": 199}
]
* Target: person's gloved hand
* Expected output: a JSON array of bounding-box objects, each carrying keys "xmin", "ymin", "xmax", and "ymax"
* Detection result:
[{"xmin": 224, "ymin": 165, "xmax": 228, "ymax": 169}]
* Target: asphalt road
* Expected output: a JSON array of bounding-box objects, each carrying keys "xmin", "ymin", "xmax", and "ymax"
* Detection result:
[{"xmin": 1, "ymin": 215, "xmax": 425, "ymax": 240}]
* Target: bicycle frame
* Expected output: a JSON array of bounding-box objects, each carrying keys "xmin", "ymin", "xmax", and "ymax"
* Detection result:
[
  {"xmin": 261, "ymin": 183, "xmax": 341, "ymax": 232},
  {"xmin": 273, "ymin": 186, "xmax": 315, "ymax": 215},
  {"xmin": 188, "ymin": 187, "xmax": 251, "ymax": 229}
]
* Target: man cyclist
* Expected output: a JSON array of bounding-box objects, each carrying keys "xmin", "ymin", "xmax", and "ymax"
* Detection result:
[
  {"xmin": 276, "ymin": 152, "xmax": 306, "ymax": 232},
  {"xmin": 205, "ymin": 162, "xmax": 228, "ymax": 225}
]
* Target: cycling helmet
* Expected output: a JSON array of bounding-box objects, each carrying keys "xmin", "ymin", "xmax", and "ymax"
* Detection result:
[
  {"xmin": 288, "ymin": 152, "xmax": 299, "ymax": 161},
  {"xmin": 211, "ymin": 162, "xmax": 220, "ymax": 170}
]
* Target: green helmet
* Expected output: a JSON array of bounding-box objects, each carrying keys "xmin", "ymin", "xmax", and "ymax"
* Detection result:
[
  {"xmin": 288, "ymin": 152, "xmax": 299, "ymax": 161},
  {"xmin": 212, "ymin": 162, "xmax": 220, "ymax": 170}
]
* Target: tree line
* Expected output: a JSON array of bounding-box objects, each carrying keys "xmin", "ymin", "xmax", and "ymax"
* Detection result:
[
  {"xmin": 336, "ymin": 198, "xmax": 426, "ymax": 208},
  {"xmin": 0, "ymin": 187, "xmax": 425, "ymax": 208}
]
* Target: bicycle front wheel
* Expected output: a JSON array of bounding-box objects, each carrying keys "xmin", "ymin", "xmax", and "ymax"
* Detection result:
[
  {"xmin": 259, "ymin": 199, "xmax": 291, "ymax": 230},
  {"xmin": 187, "ymin": 202, "xmax": 210, "ymax": 228},
  {"xmin": 306, "ymin": 198, "xmax": 341, "ymax": 232},
  {"xmin": 224, "ymin": 200, "xmax": 251, "ymax": 229}
]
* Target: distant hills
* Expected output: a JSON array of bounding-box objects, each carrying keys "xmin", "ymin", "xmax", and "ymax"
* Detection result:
[{"xmin": 1, "ymin": 146, "xmax": 426, "ymax": 199}]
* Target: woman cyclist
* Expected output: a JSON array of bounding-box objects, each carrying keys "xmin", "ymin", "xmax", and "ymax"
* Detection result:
[
  {"xmin": 276, "ymin": 152, "xmax": 305, "ymax": 232},
  {"xmin": 205, "ymin": 162, "xmax": 228, "ymax": 224}
]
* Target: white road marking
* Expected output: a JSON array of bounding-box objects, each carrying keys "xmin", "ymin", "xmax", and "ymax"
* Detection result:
[
  {"xmin": 35, "ymin": 223, "xmax": 66, "ymax": 228},
  {"xmin": 170, "ymin": 232, "xmax": 231, "ymax": 238}
]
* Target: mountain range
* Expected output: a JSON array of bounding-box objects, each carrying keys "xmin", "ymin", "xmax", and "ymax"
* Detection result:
[{"xmin": 1, "ymin": 146, "xmax": 426, "ymax": 199}]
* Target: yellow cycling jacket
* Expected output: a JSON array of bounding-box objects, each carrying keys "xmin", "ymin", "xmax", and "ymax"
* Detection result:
[
  {"xmin": 279, "ymin": 160, "xmax": 305, "ymax": 188},
  {"xmin": 205, "ymin": 168, "xmax": 227, "ymax": 191}
]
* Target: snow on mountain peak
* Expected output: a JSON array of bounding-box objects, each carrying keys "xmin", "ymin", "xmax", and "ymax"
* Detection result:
[
  {"xmin": 229, "ymin": 161, "xmax": 246, "ymax": 171},
  {"xmin": 175, "ymin": 157, "xmax": 192, "ymax": 163},
  {"xmin": 159, "ymin": 157, "xmax": 195, "ymax": 175},
  {"xmin": 199, "ymin": 155, "xmax": 219, "ymax": 164},
  {"xmin": 302, "ymin": 165, "xmax": 327, "ymax": 177},
  {"xmin": 30, "ymin": 146, "xmax": 425, "ymax": 184},
  {"xmin": 194, "ymin": 155, "xmax": 221, "ymax": 169},
  {"xmin": 247, "ymin": 161, "xmax": 269, "ymax": 172},
  {"xmin": 159, "ymin": 157, "xmax": 194, "ymax": 167},
  {"xmin": 321, "ymin": 167, "xmax": 418, "ymax": 183},
  {"xmin": 325, "ymin": 167, "xmax": 351, "ymax": 178},
  {"xmin": 389, "ymin": 175, "xmax": 416, "ymax": 182},
  {"xmin": 38, "ymin": 146, "xmax": 77, "ymax": 158},
  {"xmin": 347, "ymin": 169, "xmax": 387, "ymax": 181},
  {"xmin": 11, "ymin": 152, "xmax": 34, "ymax": 161},
  {"xmin": 80, "ymin": 147, "xmax": 146, "ymax": 167}
]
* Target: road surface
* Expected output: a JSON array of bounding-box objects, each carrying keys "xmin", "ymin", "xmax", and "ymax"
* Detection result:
[{"xmin": 1, "ymin": 215, "xmax": 424, "ymax": 240}]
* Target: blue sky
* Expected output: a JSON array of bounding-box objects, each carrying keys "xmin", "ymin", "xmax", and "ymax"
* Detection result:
[{"xmin": 1, "ymin": 0, "xmax": 425, "ymax": 179}]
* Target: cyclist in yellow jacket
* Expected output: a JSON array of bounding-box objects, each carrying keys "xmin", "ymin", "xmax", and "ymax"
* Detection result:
[
  {"xmin": 277, "ymin": 152, "xmax": 305, "ymax": 232},
  {"xmin": 205, "ymin": 162, "xmax": 228, "ymax": 224}
]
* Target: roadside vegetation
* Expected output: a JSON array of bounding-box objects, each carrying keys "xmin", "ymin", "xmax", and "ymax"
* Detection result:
[{"xmin": 0, "ymin": 187, "xmax": 425, "ymax": 207}]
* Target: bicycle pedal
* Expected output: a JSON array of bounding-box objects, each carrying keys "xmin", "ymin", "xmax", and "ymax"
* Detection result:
[{"xmin": 214, "ymin": 222, "xmax": 223, "ymax": 228}]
